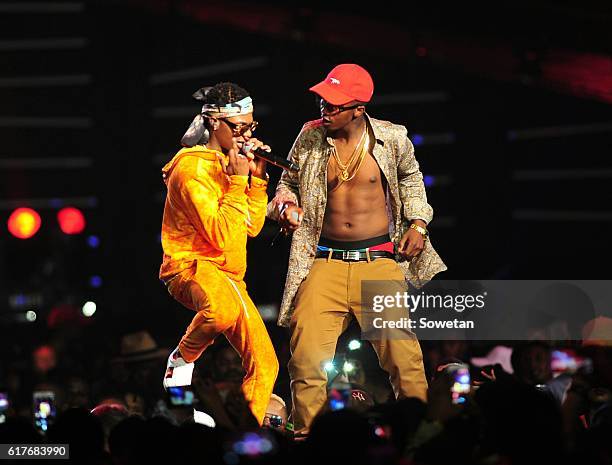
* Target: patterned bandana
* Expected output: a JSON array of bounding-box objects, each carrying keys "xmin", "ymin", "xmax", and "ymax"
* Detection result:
[
  {"xmin": 181, "ymin": 96, "xmax": 254, "ymax": 147},
  {"xmin": 201, "ymin": 96, "xmax": 253, "ymax": 118}
]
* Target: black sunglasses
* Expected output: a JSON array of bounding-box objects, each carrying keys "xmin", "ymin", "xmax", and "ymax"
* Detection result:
[{"xmin": 319, "ymin": 98, "xmax": 363, "ymax": 115}]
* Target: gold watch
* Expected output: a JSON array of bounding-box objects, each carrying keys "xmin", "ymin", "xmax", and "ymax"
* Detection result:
[{"xmin": 410, "ymin": 223, "xmax": 428, "ymax": 238}]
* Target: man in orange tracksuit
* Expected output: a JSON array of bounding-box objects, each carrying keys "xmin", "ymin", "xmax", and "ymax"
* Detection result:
[{"xmin": 159, "ymin": 82, "xmax": 278, "ymax": 424}]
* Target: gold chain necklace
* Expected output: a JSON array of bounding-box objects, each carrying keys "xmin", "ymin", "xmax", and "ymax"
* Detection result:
[
  {"xmin": 331, "ymin": 127, "xmax": 367, "ymax": 181},
  {"xmin": 329, "ymin": 129, "xmax": 370, "ymax": 192},
  {"xmin": 339, "ymin": 130, "xmax": 369, "ymax": 183}
]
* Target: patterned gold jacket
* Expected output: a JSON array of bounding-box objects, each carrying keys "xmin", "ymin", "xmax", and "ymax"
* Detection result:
[{"xmin": 268, "ymin": 114, "xmax": 447, "ymax": 327}]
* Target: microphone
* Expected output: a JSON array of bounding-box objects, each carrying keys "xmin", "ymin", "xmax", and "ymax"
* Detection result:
[{"xmin": 242, "ymin": 143, "xmax": 299, "ymax": 173}]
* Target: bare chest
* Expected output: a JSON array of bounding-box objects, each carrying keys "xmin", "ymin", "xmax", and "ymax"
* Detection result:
[{"xmin": 327, "ymin": 150, "xmax": 383, "ymax": 191}]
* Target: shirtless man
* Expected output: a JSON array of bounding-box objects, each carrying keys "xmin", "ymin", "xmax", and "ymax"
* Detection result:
[{"xmin": 268, "ymin": 64, "xmax": 447, "ymax": 435}]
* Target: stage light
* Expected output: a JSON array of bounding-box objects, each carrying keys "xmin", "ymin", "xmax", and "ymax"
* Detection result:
[
  {"xmin": 343, "ymin": 361, "xmax": 355, "ymax": 373},
  {"xmin": 323, "ymin": 361, "xmax": 335, "ymax": 372},
  {"xmin": 82, "ymin": 301, "xmax": 96, "ymax": 317},
  {"xmin": 89, "ymin": 276, "xmax": 103, "ymax": 288},
  {"xmin": 57, "ymin": 207, "xmax": 85, "ymax": 235},
  {"xmin": 412, "ymin": 134, "xmax": 424, "ymax": 146},
  {"xmin": 424, "ymin": 175, "xmax": 435, "ymax": 187},
  {"xmin": 8, "ymin": 208, "xmax": 41, "ymax": 239},
  {"xmin": 9, "ymin": 293, "xmax": 43, "ymax": 310},
  {"xmin": 232, "ymin": 432, "xmax": 273, "ymax": 456},
  {"xmin": 87, "ymin": 235, "xmax": 100, "ymax": 248},
  {"xmin": 348, "ymin": 339, "xmax": 362, "ymax": 351},
  {"xmin": 26, "ymin": 310, "xmax": 37, "ymax": 322}
]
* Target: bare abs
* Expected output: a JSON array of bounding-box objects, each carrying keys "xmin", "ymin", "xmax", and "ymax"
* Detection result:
[{"xmin": 322, "ymin": 151, "xmax": 389, "ymax": 241}]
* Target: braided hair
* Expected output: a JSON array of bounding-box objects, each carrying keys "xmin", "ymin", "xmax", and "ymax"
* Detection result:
[
  {"xmin": 182, "ymin": 83, "xmax": 250, "ymax": 147},
  {"xmin": 194, "ymin": 82, "xmax": 250, "ymax": 106}
]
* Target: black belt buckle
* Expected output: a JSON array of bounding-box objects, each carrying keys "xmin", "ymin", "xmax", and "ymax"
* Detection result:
[{"xmin": 342, "ymin": 250, "xmax": 362, "ymax": 261}]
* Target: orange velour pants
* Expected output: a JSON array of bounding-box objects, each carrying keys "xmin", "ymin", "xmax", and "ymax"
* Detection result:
[{"xmin": 166, "ymin": 260, "xmax": 279, "ymax": 424}]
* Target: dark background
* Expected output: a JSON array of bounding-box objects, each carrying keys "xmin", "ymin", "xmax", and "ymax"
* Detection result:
[{"xmin": 1, "ymin": 0, "xmax": 611, "ymax": 364}]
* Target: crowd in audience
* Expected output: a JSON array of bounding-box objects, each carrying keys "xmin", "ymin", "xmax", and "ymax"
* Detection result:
[{"xmin": 1, "ymin": 317, "xmax": 611, "ymax": 465}]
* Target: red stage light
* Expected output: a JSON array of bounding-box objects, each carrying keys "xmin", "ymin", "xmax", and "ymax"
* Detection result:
[
  {"xmin": 8, "ymin": 208, "xmax": 42, "ymax": 239},
  {"xmin": 57, "ymin": 207, "xmax": 86, "ymax": 235}
]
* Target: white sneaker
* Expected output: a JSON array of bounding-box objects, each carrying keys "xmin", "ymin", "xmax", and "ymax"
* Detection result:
[
  {"xmin": 193, "ymin": 408, "xmax": 216, "ymax": 428},
  {"xmin": 163, "ymin": 347, "xmax": 194, "ymax": 389}
]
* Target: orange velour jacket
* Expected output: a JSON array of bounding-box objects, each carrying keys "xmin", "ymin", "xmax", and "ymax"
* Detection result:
[{"xmin": 159, "ymin": 145, "xmax": 268, "ymax": 283}]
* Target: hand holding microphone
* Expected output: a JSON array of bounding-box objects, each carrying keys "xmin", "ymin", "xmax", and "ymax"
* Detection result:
[
  {"xmin": 241, "ymin": 138, "xmax": 304, "ymax": 237},
  {"xmin": 241, "ymin": 138, "xmax": 269, "ymax": 180},
  {"xmin": 227, "ymin": 138, "xmax": 251, "ymax": 176},
  {"xmin": 242, "ymin": 139, "xmax": 299, "ymax": 173}
]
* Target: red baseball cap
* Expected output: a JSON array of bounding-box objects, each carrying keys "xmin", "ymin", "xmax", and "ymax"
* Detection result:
[{"xmin": 309, "ymin": 64, "xmax": 374, "ymax": 105}]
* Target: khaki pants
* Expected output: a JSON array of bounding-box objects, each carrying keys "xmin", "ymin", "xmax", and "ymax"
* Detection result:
[
  {"xmin": 167, "ymin": 260, "xmax": 279, "ymax": 424},
  {"xmin": 288, "ymin": 257, "xmax": 428, "ymax": 433}
]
